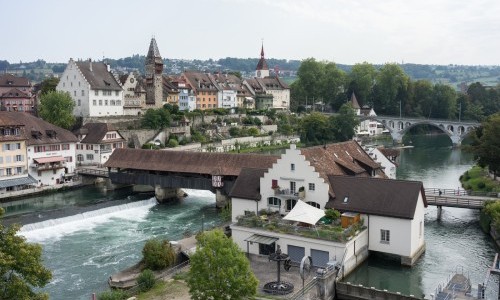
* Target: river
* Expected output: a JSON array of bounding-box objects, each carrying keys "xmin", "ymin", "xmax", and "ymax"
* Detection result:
[
  {"xmin": 345, "ymin": 134, "xmax": 499, "ymax": 299},
  {"xmin": 2, "ymin": 134, "xmax": 497, "ymax": 299}
]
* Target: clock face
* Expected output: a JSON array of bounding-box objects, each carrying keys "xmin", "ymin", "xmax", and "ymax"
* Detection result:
[
  {"xmin": 130, "ymin": 78, "xmax": 135, "ymax": 83},
  {"xmin": 257, "ymin": 70, "xmax": 261, "ymax": 77}
]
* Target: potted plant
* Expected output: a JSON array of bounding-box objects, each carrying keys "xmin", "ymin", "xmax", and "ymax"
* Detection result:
[{"xmin": 298, "ymin": 186, "xmax": 305, "ymax": 199}]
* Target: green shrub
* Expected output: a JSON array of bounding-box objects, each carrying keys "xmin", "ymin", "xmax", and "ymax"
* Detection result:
[
  {"xmin": 478, "ymin": 181, "xmax": 486, "ymax": 189},
  {"xmin": 167, "ymin": 139, "xmax": 179, "ymax": 148},
  {"xmin": 142, "ymin": 239, "xmax": 176, "ymax": 270},
  {"xmin": 97, "ymin": 289, "xmax": 128, "ymax": 300},
  {"xmin": 325, "ymin": 209, "xmax": 341, "ymax": 220},
  {"xmin": 137, "ymin": 269, "xmax": 156, "ymax": 292}
]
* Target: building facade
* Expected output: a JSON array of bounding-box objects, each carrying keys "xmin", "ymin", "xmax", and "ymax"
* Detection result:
[
  {"xmin": 119, "ymin": 73, "xmax": 144, "ymax": 115},
  {"xmin": 56, "ymin": 59, "xmax": 124, "ymax": 117},
  {"xmin": 0, "ymin": 74, "xmax": 35, "ymax": 114},
  {"xmin": 74, "ymin": 123, "xmax": 125, "ymax": 166},
  {"xmin": 145, "ymin": 38, "xmax": 164, "ymax": 108}
]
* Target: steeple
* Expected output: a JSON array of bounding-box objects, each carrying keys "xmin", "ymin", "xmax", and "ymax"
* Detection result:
[
  {"xmin": 147, "ymin": 37, "xmax": 161, "ymax": 60},
  {"xmin": 255, "ymin": 42, "xmax": 269, "ymax": 78}
]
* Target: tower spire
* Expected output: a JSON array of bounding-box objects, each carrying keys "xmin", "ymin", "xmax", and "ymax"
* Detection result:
[{"xmin": 261, "ymin": 40, "xmax": 265, "ymax": 59}]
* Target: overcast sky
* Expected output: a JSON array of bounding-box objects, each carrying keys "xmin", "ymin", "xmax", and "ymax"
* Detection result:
[{"xmin": 2, "ymin": 0, "xmax": 499, "ymax": 65}]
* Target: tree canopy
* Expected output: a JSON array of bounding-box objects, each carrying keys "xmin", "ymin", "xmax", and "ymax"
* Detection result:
[
  {"xmin": 39, "ymin": 77, "xmax": 60, "ymax": 95},
  {"xmin": 141, "ymin": 108, "xmax": 171, "ymax": 129},
  {"xmin": 469, "ymin": 113, "xmax": 500, "ymax": 179},
  {"xmin": 38, "ymin": 91, "xmax": 75, "ymax": 129},
  {"xmin": 0, "ymin": 209, "xmax": 52, "ymax": 299},
  {"xmin": 188, "ymin": 229, "xmax": 258, "ymax": 300}
]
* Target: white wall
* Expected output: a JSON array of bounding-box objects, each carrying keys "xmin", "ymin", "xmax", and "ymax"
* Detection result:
[
  {"xmin": 409, "ymin": 193, "xmax": 425, "ymax": 256},
  {"xmin": 27, "ymin": 143, "xmax": 76, "ymax": 186},
  {"xmin": 366, "ymin": 148, "xmax": 396, "ymax": 179},
  {"xmin": 231, "ymin": 197, "xmax": 260, "ymax": 223},
  {"xmin": 368, "ymin": 214, "xmax": 412, "ymax": 257},
  {"xmin": 56, "ymin": 59, "xmax": 90, "ymax": 117},
  {"xmin": 260, "ymin": 144, "xmax": 330, "ymax": 211},
  {"xmin": 88, "ymin": 89, "xmax": 124, "ymax": 117}
]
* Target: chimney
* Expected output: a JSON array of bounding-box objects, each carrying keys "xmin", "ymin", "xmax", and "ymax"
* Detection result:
[{"xmin": 89, "ymin": 58, "xmax": 92, "ymax": 72}]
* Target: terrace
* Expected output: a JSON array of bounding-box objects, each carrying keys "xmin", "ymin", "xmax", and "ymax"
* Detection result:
[{"xmin": 235, "ymin": 210, "xmax": 365, "ymax": 243}]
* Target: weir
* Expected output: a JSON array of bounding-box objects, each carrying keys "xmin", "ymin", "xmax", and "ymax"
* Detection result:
[{"xmin": 19, "ymin": 198, "xmax": 158, "ymax": 232}]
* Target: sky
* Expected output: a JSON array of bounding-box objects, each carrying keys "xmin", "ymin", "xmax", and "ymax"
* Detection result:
[{"xmin": 2, "ymin": 0, "xmax": 500, "ymax": 65}]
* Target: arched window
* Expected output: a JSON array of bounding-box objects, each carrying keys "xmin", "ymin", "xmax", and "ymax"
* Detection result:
[
  {"xmin": 286, "ymin": 199, "xmax": 297, "ymax": 211},
  {"xmin": 306, "ymin": 201, "xmax": 320, "ymax": 209},
  {"xmin": 267, "ymin": 197, "xmax": 281, "ymax": 206}
]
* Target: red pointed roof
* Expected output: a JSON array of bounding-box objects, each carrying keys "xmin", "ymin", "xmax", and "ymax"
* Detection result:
[
  {"xmin": 350, "ymin": 92, "xmax": 360, "ymax": 109},
  {"xmin": 256, "ymin": 44, "xmax": 268, "ymax": 71}
]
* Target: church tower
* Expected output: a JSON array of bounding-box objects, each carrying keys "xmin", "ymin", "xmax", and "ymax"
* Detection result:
[
  {"xmin": 145, "ymin": 38, "xmax": 164, "ymax": 107},
  {"xmin": 255, "ymin": 43, "xmax": 269, "ymax": 78}
]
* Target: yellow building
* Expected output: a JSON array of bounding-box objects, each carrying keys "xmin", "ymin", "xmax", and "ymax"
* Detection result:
[{"xmin": 0, "ymin": 117, "xmax": 36, "ymax": 193}]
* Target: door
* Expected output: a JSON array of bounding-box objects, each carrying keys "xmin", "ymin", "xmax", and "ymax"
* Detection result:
[
  {"xmin": 311, "ymin": 249, "xmax": 329, "ymax": 267},
  {"xmin": 287, "ymin": 245, "xmax": 305, "ymax": 263}
]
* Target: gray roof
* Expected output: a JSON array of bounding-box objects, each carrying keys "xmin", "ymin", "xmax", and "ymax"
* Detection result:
[
  {"xmin": 75, "ymin": 61, "xmax": 122, "ymax": 91},
  {"xmin": 229, "ymin": 168, "xmax": 267, "ymax": 200},
  {"xmin": 147, "ymin": 38, "xmax": 161, "ymax": 59},
  {"xmin": 326, "ymin": 175, "xmax": 427, "ymax": 219},
  {"xmin": 0, "ymin": 175, "xmax": 37, "ymax": 188}
]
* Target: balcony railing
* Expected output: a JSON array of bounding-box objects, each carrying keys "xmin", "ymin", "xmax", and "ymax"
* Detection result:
[
  {"xmin": 274, "ymin": 188, "xmax": 305, "ymax": 199},
  {"xmin": 31, "ymin": 162, "xmax": 66, "ymax": 171}
]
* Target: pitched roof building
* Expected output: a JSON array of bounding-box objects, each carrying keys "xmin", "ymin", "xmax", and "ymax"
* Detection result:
[
  {"xmin": 56, "ymin": 59, "xmax": 124, "ymax": 117},
  {"xmin": 74, "ymin": 123, "xmax": 125, "ymax": 166},
  {"xmin": 0, "ymin": 74, "xmax": 35, "ymax": 114}
]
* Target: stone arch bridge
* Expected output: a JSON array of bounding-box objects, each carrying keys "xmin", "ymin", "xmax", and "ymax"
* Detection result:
[{"xmin": 360, "ymin": 115, "xmax": 480, "ymax": 146}]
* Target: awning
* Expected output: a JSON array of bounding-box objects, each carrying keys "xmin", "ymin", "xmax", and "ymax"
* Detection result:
[
  {"xmin": 283, "ymin": 200, "xmax": 325, "ymax": 225},
  {"xmin": 0, "ymin": 175, "xmax": 37, "ymax": 188},
  {"xmin": 244, "ymin": 234, "xmax": 278, "ymax": 245},
  {"xmin": 34, "ymin": 156, "xmax": 65, "ymax": 163}
]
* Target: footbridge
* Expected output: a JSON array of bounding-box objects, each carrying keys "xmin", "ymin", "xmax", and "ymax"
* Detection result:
[
  {"xmin": 360, "ymin": 115, "xmax": 480, "ymax": 146},
  {"xmin": 424, "ymin": 187, "xmax": 498, "ymax": 219},
  {"xmin": 103, "ymin": 148, "xmax": 278, "ymax": 206}
]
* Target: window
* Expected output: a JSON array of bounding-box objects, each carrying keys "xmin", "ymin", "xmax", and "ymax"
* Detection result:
[
  {"xmin": 62, "ymin": 144, "xmax": 70, "ymax": 150},
  {"xmin": 291, "ymin": 163, "xmax": 295, "ymax": 171},
  {"xmin": 95, "ymin": 90, "xmax": 99, "ymax": 96},
  {"xmin": 380, "ymin": 229, "xmax": 390, "ymax": 244},
  {"xmin": 306, "ymin": 201, "xmax": 320, "ymax": 208},
  {"xmin": 78, "ymin": 99, "xmax": 81, "ymax": 106},
  {"xmin": 15, "ymin": 155, "xmax": 23, "ymax": 162},
  {"xmin": 86, "ymin": 145, "xmax": 93, "ymax": 150},
  {"xmin": 65, "ymin": 156, "xmax": 73, "ymax": 162},
  {"xmin": 99, "ymin": 100, "xmax": 102, "ymax": 106},
  {"xmin": 81, "ymin": 90, "xmax": 85, "ymax": 96},
  {"xmin": 86, "ymin": 154, "xmax": 94, "ymax": 160},
  {"xmin": 309, "ymin": 183, "xmax": 315, "ymax": 191},
  {"xmin": 16, "ymin": 167, "xmax": 22, "ymax": 174},
  {"xmin": 271, "ymin": 179, "xmax": 278, "ymax": 189},
  {"xmin": 93, "ymin": 100, "xmax": 97, "ymax": 106},
  {"xmin": 116, "ymin": 100, "xmax": 121, "ymax": 106},
  {"xmin": 74, "ymin": 91, "xmax": 76, "ymax": 96},
  {"xmin": 115, "ymin": 91, "xmax": 119, "ymax": 96},
  {"xmin": 4, "ymin": 129, "xmax": 10, "ymax": 136},
  {"xmin": 267, "ymin": 197, "xmax": 281, "ymax": 206},
  {"xmin": 6, "ymin": 168, "xmax": 12, "ymax": 176},
  {"xmin": 110, "ymin": 100, "xmax": 115, "ymax": 106},
  {"xmin": 77, "ymin": 154, "xmax": 84, "ymax": 162},
  {"xmin": 105, "ymin": 100, "xmax": 108, "ymax": 106},
  {"xmin": 290, "ymin": 181, "xmax": 296, "ymax": 193},
  {"xmin": 286, "ymin": 199, "xmax": 297, "ymax": 211}
]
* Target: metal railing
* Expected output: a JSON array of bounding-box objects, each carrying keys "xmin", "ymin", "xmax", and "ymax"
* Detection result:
[
  {"xmin": 425, "ymin": 187, "xmax": 499, "ymax": 198},
  {"xmin": 77, "ymin": 168, "xmax": 109, "ymax": 178}
]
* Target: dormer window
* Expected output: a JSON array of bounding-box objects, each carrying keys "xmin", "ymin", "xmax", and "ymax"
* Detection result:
[{"xmin": 343, "ymin": 196, "xmax": 349, "ymax": 203}]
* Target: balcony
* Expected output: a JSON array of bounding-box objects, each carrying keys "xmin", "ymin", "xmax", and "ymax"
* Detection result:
[
  {"xmin": 236, "ymin": 211, "xmax": 364, "ymax": 243},
  {"xmin": 31, "ymin": 162, "xmax": 65, "ymax": 171},
  {"xmin": 274, "ymin": 188, "xmax": 305, "ymax": 199}
]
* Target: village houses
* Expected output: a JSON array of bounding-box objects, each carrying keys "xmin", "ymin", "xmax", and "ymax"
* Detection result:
[{"xmin": 73, "ymin": 123, "xmax": 126, "ymax": 166}]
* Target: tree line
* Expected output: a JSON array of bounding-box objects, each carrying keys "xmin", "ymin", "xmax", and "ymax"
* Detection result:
[{"xmin": 291, "ymin": 59, "xmax": 500, "ymax": 121}]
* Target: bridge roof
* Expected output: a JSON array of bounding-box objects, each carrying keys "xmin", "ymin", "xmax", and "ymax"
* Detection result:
[
  {"xmin": 104, "ymin": 148, "xmax": 279, "ymax": 176},
  {"xmin": 326, "ymin": 175, "xmax": 427, "ymax": 219}
]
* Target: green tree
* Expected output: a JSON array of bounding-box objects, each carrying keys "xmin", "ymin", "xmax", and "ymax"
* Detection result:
[
  {"xmin": 373, "ymin": 63, "xmax": 410, "ymax": 115},
  {"xmin": 0, "ymin": 209, "xmax": 52, "ymax": 299},
  {"xmin": 330, "ymin": 103, "xmax": 360, "ymax": 142},
  {"xmin": 469, "ymin": 113, "xmax": 500, "ymax": 179},
  {"xmin": 321, "ymin": 62, "xmax": 347, "ymax": 110},
  {"xmin": 347, "ymin": 62, "xmax": 377, "ymax": 107},
  {"xmin": 142, "ymin": 239, "xmax": 176, "ymax": 270},
  {"xmin": 300, "ymin": 112, "xmax": 330, "ymax": 145},
  {"xmin": 39, "ymin": 77, "xmax": 60, "ymax": 95},
  {"xmin": 432, "ymin": 84, "xmax": 457, "ymax": 119},
  {"xmin": 38, "ymin": 91, "xmax": 75, "ymax": 129},
  {"xmin": 410, "ymin": 80, "xmax": 433, "ymax": 118},
  {"xmin": 141, "ymin": 109, "xmax": 171, "ymax": 129},
  {"xmin": 248, "ymin": 127, "xmax": 259, "ymax": 136},
  {"xmin": 188, "ymin": 229, "xmax": 258, "ymax": 300},
  {"xmin": 137, "ymin": 269, "xmax": 156, "ymax": 292}
]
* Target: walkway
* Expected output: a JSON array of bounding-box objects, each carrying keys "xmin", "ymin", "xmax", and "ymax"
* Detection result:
[{"xmin": 425, "ymin": 188, "xmax": 498, "ymax": 209}]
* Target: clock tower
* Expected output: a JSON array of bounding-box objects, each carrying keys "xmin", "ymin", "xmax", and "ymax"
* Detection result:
[{"xmin": 145, "ymin": 37, "xmax": 164, "ymax": 107}]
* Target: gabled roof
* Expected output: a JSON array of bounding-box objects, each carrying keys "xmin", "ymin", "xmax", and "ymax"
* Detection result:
[
  {"xmin": 76, "ymin": 123, "xmax": 125, "ymax": 144},
  {"xmin": 300, "ymin": 141, "xmax": 383, "ymax": 181},
  {"xmin": 326, "ymin": 175, "xmax": 426, "ymax": 219},
  {"xmin": 75, "ymin": 61, "xmax": 122, "ymax": 91},
  {"xmin": 229, "ymin": 168, "xmax": 266, "ymax": 200},
  {"xmin": 182, "ymin": 71, "xmax": 218, "ymax": 93},
  {"xmin": 379, "ymin": 148, "xmax": 400, "ymax": 158},
  {"xmin": 0, "ymin": 88, "xmax": 31, "ymax": 98},
  {"xmin": 0, "ymin": 112, "xmax": 77, "ymax": 145},
  {"xmin": 104, "ymin": 148, "xmax": 279, "ymax": 176},
  {"xmin": 0, "ymin": 74, "xmax": 30, "ymax": 87}
]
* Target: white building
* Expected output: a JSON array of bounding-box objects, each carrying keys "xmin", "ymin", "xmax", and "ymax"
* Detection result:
[
  {"xmin": 1, "ymin": 112, "xmax": 78, "ymax": 186},
  {"xmin": 351, "ymin": 93, "xmax": 381, "ymax": 136},
  {"xmin": 364, "ymin": 146, "xmax": 399, "ymax": 179},
  {"xmin": 230, "ymin": 142, "xmax": 426, "ymax": 272},
  {"xmin": 74, "ymin": 123, "xmax": 125, "ymax": 166},
  {"xmin": 177, "ymin": 81, "xmax": 196, "ymax": 112},
  {"xmin": 57, "ymin": 58, "xmax": 124, "ymax": 117},
  {"xmin": 119, "ymin": 73, "xmax": 144, "ymax": 116}
]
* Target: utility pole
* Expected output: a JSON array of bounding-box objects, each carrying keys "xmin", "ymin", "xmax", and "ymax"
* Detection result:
[
  {"xmin": 399, "ymin": 99, "xmax": 402, "ymax": 119},
  {"xmin": 459, "ymin": 102, "xmax": 462, "ymax": 122}
]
